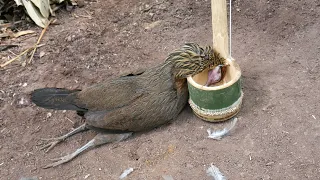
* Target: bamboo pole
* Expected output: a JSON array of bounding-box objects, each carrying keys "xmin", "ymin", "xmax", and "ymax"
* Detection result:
[{"xmin": 211, "ymin": 0, "xmax": 229, "ymax": 59}]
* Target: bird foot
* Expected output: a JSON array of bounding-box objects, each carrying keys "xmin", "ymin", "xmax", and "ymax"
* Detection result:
[
  {"xmin": 39, "ymin": 123, "xmax": 89, "ymax": 152},
  {"xmin": 40, "ymin": 137, "xmax": 64, "ymax": 152},
  {"xmin": 43, "ymin": 153, "xmax": 77, "ymax": 169},
  {"xmin": 41, "ymin": 133, "xmax": 133, "ymax": 168},
  {"xmin": 42, "ymin": 139, "xmax": 96, "ymax": 168}
]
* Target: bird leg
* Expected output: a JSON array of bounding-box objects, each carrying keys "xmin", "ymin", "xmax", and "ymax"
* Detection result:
[
  {"xmin": 40, "ymin": 123, "xmax": 89, "ymax": 152},
  {"xmin": 43, "ymin": 132, "xmax": 133, "ymax": 168}
]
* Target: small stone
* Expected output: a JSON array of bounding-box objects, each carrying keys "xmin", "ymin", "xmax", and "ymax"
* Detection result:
[
  {"xmin": 77, "ymin": 0, "xmax": 85, "ymax": 8},
  {"xmin": 66, "ymin": 5, "xmax": 74, "ymax": 11},
  {"xmin": 16, "ymin": 96, "xmax": 31, "ymax": 108},
  {"xmin": 39, "ymin": 51, "xmax": 45, "ymax": 58},
  {"xmin": 18, "ymin": 97, "xmax": 26, "ymax": 105},
  {"xmin": 21, "ymin": 61, "xmax": 26, "ymax": 67},
  {"xmin": 66, "ymin": 36, "xmax": 72, "ymax": 42},
  {"xmin": 46, "ymin": 112, "xmax": 52, "ymax": 118}
]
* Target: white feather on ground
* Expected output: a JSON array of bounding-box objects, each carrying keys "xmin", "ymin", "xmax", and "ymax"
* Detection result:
[
  {"xmin": 162, "ymin": 175, "xmax": 174, "ymax": 180},
  {"xmin": 207, "ymin": 117, "xmax": 238, "ymax": 140},
  {"xmin": 206, "ymin": 163, "xmax": 227, "ymax": 180},
  {"xmin": 119, "ymin": 168, "xmax": 134, "ymax": 179}
]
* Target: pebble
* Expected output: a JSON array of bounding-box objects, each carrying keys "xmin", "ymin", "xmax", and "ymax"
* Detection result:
[
  {"xmin": 66, "ymin": 36, "xmax": 72, "ymax": 42},
  {"xmin": 46, "ymin": 112, "xmax": 52, "ymax": 118}
]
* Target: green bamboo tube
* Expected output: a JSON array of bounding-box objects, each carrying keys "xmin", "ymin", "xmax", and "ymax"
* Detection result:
[
  {"xmin": 187, "ymin": 0, "xmax": 243, "ymax": 122},
  {"xmin": 187, "ymin": 58, "xmax": 243, "ymax": 122}
]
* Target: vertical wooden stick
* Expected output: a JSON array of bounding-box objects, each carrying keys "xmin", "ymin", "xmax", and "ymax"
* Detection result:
[{"xmin": 211, "ymin": 0, "xmax": 229, "ymax": 59}]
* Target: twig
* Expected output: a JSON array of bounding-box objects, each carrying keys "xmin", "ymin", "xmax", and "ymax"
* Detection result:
[
  {"xmin": 28, "ymin": 20, "xmax": 52, "ymax": 64},
  {"xmin": 0, "ymin": 44, "xmax": 46, "ymax": 68},
  {"xmin": 73, "ymin": 13, "xmax": 92, "ymax": 19},
  {"xmin": 8, "ymin": 50, "xmax": 18, "ymax": 56},
  {"xmin": 66, "ymin": 117, "xmax": 74, "ymax": 124},
  {"xmin": 0, "ymin": 21, "xmax": 23, "ymax": 28},
  {"xmin": 0, "ymin": 47, "xmax": 33, "ymax": 68}
]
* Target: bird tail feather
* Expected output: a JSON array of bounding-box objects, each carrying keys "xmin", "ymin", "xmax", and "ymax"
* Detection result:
[{"xmin": 31, "ymin": 88, "xmax": 86, "ymax": 111}]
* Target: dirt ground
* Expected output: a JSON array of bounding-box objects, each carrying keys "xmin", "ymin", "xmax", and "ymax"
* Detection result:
[{"xmin": 1, "ymin": 0, "xmax": 320, "ymax": 179}]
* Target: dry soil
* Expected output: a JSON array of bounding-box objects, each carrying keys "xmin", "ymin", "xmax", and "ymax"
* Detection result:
[{"xmin": 0, "ymin": 0, "xmax": 320, "ymax": 179}]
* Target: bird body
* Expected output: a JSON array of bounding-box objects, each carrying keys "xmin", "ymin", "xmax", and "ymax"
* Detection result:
[
  {"xmin": 76, "ymin": 62, "xmax": 189, "ymax": 132},
  {"xmin": 30, "ymin": 43, "xmax": 226, "ymax": 168},
  {"xmin": 32, "ymin": 60, "xmax": 189, "ymax": 132}
]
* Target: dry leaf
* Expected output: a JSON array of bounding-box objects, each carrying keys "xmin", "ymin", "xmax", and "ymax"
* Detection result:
[
  {"xmin": 51, "ymin": 0, "xmax": 65, "ymax": 3},
  {"xmin": 31, "ymin": 0, "xmax": 51, "ymax": 18},
  {"xmin": 14, "ymin": 0, "xmax": 67, "ymax": 28},
  {"xmin": 144, "ymin": 20, "xmax": 162, "ymax": 30},
  {"xmin": 21, "ymin": 0, "xmax": 48, "ymax": 28},
  {"xmin": 14, "ymin": 0, "xmax": 23, "ymax": 6},
  {"xmin": 0, "ymin": 33, "xmax": 10, "ymax": 38},
  {"xmin": 13, "ymin": 30, "xmax": 36, "ymax": 38}
]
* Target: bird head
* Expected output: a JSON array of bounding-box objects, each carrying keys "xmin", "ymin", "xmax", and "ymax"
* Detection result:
[{"xmin": 166, "ymin": 43, "xmax": 226, "ymax": 79}]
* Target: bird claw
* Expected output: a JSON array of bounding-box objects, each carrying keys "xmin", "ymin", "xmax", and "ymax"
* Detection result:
[
  {"xmin": 43, "ymin": 154, "xmax": 75, "ymax": 169},
  {"xmin": 39, "ymin": 137, "xmax": 64, "ymax": 152},
  {"xmin": 40, "ymin": 140, "xmax": 60, "ymax": 152},
  {"xmin": 40, "ymin": 137, "xmax": 63, "ymax": 141}
]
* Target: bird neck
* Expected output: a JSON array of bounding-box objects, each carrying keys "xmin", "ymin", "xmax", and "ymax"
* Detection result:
[
  {"xmin": 174, "ymin": 78, "xmax": 189, "ymax": 111},
  {"xmin": 163, "ymin": 60, "xmax": 189, "ymax": 92},
  {"xmin": 162, "ymin": 58, "xmax": 189, "ymax": 79},
  {"xmin": 174, "ymin": 77, "xmax": 188, "ymax": 92}
]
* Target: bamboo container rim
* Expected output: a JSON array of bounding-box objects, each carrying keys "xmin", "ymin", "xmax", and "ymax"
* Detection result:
[{"xmin": 187, "ymin": 58, "xmax": 241, "ymax": 91}]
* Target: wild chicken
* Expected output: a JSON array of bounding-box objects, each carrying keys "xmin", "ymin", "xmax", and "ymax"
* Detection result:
[{"xmin": 31, "ymin": 43, "xmax": 226, "ymax": 168}]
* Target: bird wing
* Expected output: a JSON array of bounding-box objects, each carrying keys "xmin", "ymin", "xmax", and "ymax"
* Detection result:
[
  {"xmin": 75, "ymin": 74, "xmax": 146, "ymax": 111},
  {"xmin": 120, "ymin": 68, "xmax": 145, "ymax": 77},
  {"xmin": 83, "ymin": 86, "xmax": 180, "ymax": 132}
]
